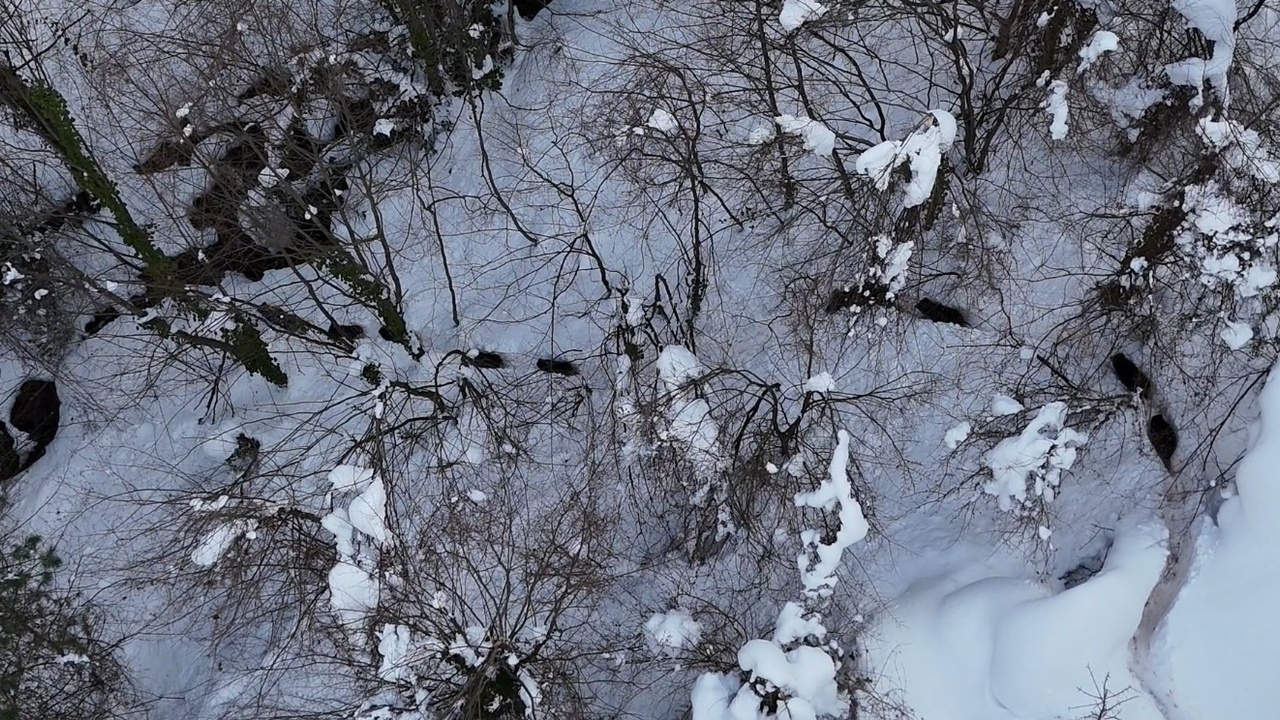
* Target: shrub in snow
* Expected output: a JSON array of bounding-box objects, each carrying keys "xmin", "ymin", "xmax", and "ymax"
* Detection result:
[
  {"xmin": 1165, "ymin": 0, "xmax": 1236, "ymax": 109},
  {"xmin": 1117, "ymin": 116, "xmax": 1280, "ymax": 312},
  {"xmin": 1173, "ymin": 180, "xmax": 1278, "ymax": 297},
  {"xmin": 1198, "ymin": 118, "xmax": 1280, "ymax": 184},
  {"xmin": 190, "ymin": 518, "xmax": 260, "ymax": 567},
  {"xmin": 795, "ymin": 430, "xmax": 869, "ymax": 597},
  {"xmin": 1042, "ymin": 79, "xmax": 1070, "ymax": 140},
  {"xmin": 1142, "ymin": 117, "xmax": 1280, "ymax": 305},
  {"xmin": 655, "ymin": 346, "xmax": 733, "ymax": 550},
  {"xmin": 1, "ymin": 535, "xmax": 130, "ymax": 720},
  {"xmin": 356, "ymin": 616, "xmax": 546, "ymax": 720},
  {"xmin": 824, "ymin": 236, "xmax": 915, "ymax": 316},
  {"xmin": 693, "ymin": 641, "xmax": 844, "ymax": 720}
]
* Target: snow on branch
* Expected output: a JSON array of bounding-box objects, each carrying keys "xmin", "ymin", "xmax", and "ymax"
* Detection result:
[
  {"xmin": 1165, "ymin": 0, "xmax": 1237, "ymax": 108},
  {"xmin": 690, "ymin": 431, "xmax": 864, "ymax": 720},
  {"xmin": 323, "ymin": 464, "xmax": 389, "ymax": 629},
  {"xmin": 795, "ymin": 430, "xmax": 869, "ymax": 597},
  {"xmin": 855, "ymin": 110, "xmax": 956, "ymax": 208},
  {"xmin": 779, "ymin": 0, "xmax": 828, "ymax": 32}
]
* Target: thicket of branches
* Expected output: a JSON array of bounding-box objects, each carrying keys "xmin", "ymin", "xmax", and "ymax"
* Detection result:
[{"xmin": 1, "ymin": 0, "xmax": 1278, "ymax": 718}]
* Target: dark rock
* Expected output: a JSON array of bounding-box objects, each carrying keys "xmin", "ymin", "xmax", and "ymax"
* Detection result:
[
  {"xmin": 824, "ymin": 287, "xmax": 856, "ymax": 314},
  {"xmin": 333, "ymin": 97, "xmax": 376, "ymax": 143},
  {"xmin": 236, "ymin": 69, "xmax": 290, "ymax": 103},
  {"xmin": 1148, "ymin": 414, "xmax": 1177, "ymax": 471},
  {"xmin": 1059, "ymin": 537, "xmax": 1112, "ymax": 590},
  {"xmin": 10, "ymin": 379, "xmax": 60, "ymax": 448},
  {"xmin": 327, "ymin": 322, "xmax": 365, "ymax": 344},
  {"xmin": 226, "ymin": 434, "xmax": 260, "ymax": 478},
  {"xmin": 84, "ymin": 293, "xmax": 154, "ymax": 336},
  {"xmin": 536, "ymin": 358, "xmax": 578, "ymax": 376},
  {"xmin": 27, "ymin": 190, "xmax": 101, "ymax": 235},
  {"xmin": 825, "ymin": 281, "xmax": 891, "ymax": 314},
  {"xmin": 0, "ymin": 422, "xmax": 20, "ymax": 481},
  {"xmin": 915, "ymin": 298, "xmax": 968, "ymax": 326},
  {"xmin": 85, "ymin": 309, "xmax": 121, "ymax": 335},
  {"xmin": 1111, "ymin": 353, "xmax": 1152, "ymax": 398},
  {"xmin": 514, "ymin": 0, "xmax": 552, "ymax": 20},
  {"xmin": 133, "ymin": 139, "xmax": 197, "ymax": 174},
  {"xmin": 463, "ymin": 351, "xmax": 505, "ymax": 369}
]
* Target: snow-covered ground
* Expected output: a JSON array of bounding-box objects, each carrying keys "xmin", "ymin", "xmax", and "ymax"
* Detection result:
[{"xmin": 2, "ymin": 0, "xmax": 1280, "ymax": 718}]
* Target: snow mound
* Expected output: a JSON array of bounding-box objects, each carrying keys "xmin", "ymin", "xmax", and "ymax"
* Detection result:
[
  {"xmin": 1077, "ymin": 31, "xmax": 1119, "ymax": 73},
  {"xmin": 866, "ymin": 521, "xmax": 1168, "ymax": 720},
  {"xmin": 377, "ymin": 624, "xmax": 413, "ymax": 682},
  {"xmin": 1165, "ymin": 0, "xmax": 1237, "ymax": 107},
  {"xmin": 1220, "ymin": 319, "xmax": 1254, "ymax": 350},
  {"xmin": 1150, "ymin": 359, "xmax": 1280, "ymax": 716},
  {"xmin": 691, "ymin": 642, "xmax": 843, "ymax": 720},
  {"xmin": 990, "ymin": 394, "xmax": 1023, "ymax": 416},
  {"xmin": 657, "ymin": 345, "xmax": 705, "ymax": 389},
  {"xmin": 803, "ymin": 372, "xmax": 835, "ymax": 394},
  {"xmin": 647, "ymin": 108, "xmax": 679, "ymax": 134},
  {"xmin": 943, "ymin": 421, "xmax": 970, "ymax": 450}
]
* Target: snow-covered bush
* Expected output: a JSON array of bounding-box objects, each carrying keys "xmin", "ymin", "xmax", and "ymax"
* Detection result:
[
  {"xmin": 983, "ymin": 402, "xmax": 1088, "ymax": 513},
  {"xmin": 690, "ymin": 431, "xmax": 865, "ymax": 720}
]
